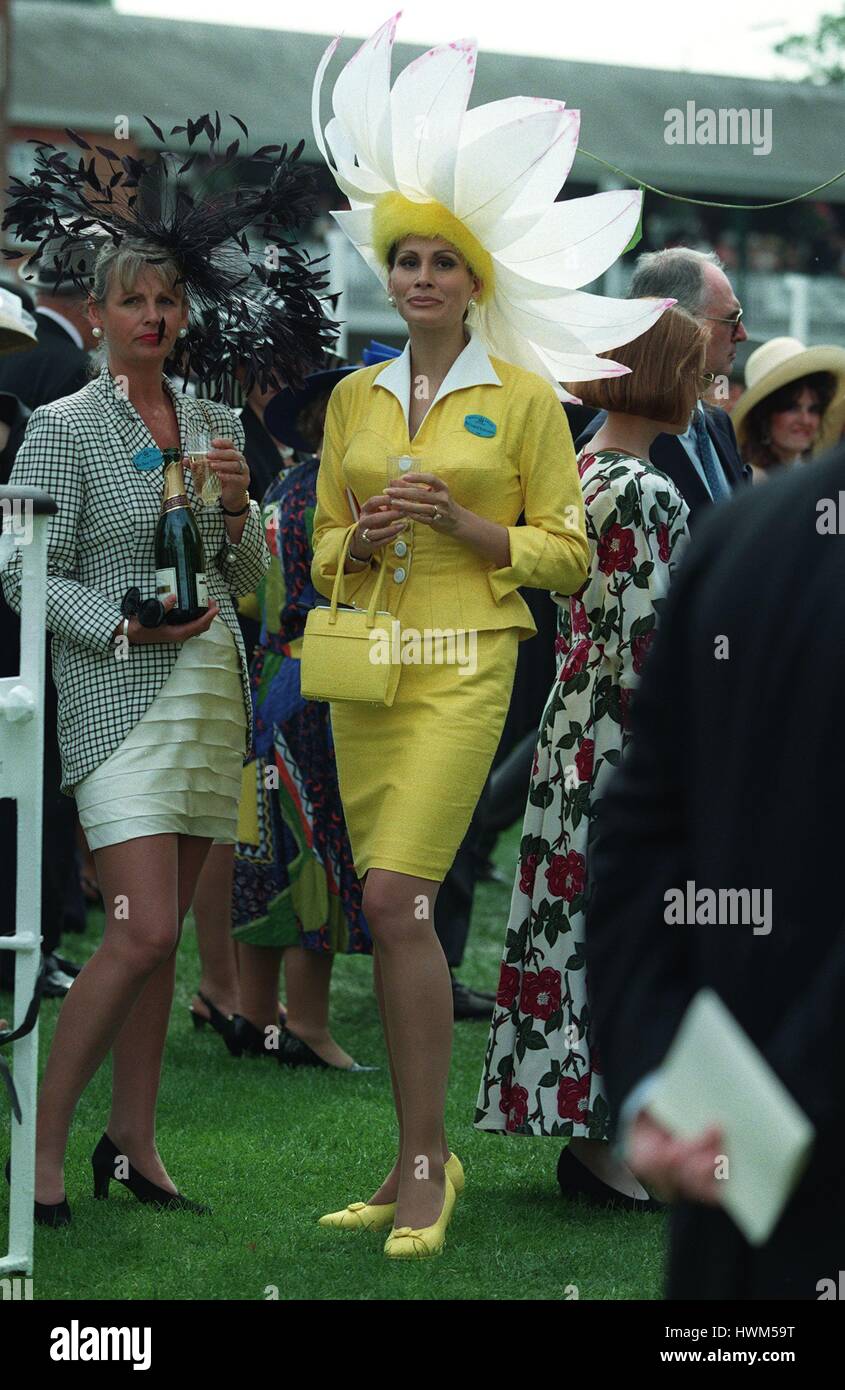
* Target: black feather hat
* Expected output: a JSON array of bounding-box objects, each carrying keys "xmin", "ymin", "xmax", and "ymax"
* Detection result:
[{"xmin": 2, "ymin": 112, "xmax": 337, "ymax": 397}]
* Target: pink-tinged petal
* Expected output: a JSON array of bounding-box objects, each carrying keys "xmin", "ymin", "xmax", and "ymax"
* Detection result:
[
  {"xmin": 455, "ymin": 107, "xmax": 579, "ymax": 237},
  {"xmin": 391, "ymin": 39, "xmax": 477, "ymax": 205},
  {"xmin": 330, "ymin": 12, "xmax": 400, "ymax": 189},
  {"xmin": 494, "ymin": 190, "xmax": 643, "ymax": 290}
]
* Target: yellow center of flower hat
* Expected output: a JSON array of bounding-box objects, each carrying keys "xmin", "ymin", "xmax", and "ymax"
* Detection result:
[{"xmin": 372, "ymin": 193, "xmax": 495, "ymax": 303}]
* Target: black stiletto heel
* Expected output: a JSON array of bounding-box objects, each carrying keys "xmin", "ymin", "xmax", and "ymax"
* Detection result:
[
  {"xmin": 188, "ymin": 991, "xmax": 243, "ymax": 1057},
  {"xmin": 4, "ymin": 1156, "xmax": 72, "ymax": 1227},
  {"xmin": 91, "ymin": 1134, "xmax": 210, "ymax": 1214}
]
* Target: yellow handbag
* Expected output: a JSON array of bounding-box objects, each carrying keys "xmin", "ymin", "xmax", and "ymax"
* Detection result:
[{"xmin": 300, "ymin": 525, "xmax": 402, "ymax": 706}]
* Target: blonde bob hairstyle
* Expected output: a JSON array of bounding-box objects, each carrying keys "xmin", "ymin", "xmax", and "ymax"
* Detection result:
[
  {"xmin": 567, "ymin": 305, "xmax": 707, "ymax": 429},
  {"xmin": 89, "ymin": 240, "xmax": 186, "ymax": 305}
]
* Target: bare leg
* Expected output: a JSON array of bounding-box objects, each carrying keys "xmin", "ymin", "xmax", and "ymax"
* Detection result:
[
  {"xmin": 191, "ymin": 842, "xmax": 240, "ymax": 1019},
  {"xmin": 236, "ymin": 939, "xmax": 282, "ymax": 1039},
  {"xmin": 363, "ymin": 870, "xmax": 453, "ymax": 1229},
  {"xmin": 365, "ymin": 944, "xmax": 450, "ymax": 1206},
  {"xmin": 282, "ymin": 946, "xmax": 355, "ymax": 1069},
  {"xmin": 568, "ymin": 1136, "xmax": 651, "ymax": 1200},
  {"xmin": 106, "ymin": 834, "xmax": 214, "ymax": 1191},
  {"xmin": 33, "ymin": 834, "xmax": 184, "ymax": 1205}
]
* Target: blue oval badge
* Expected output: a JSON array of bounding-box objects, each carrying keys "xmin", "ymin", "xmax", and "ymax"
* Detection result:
[
  {"xmin": 133, "ymin": 446, "xmax": 163, "ymax": 471},
  {"xmin": 464, "ymin": 413, "xmax": 496, "ymax": 438}
]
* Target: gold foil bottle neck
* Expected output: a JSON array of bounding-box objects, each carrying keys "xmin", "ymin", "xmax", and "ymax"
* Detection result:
[{"xmin": 161, "ymin": 456, "xmax": 189, "ymax": 512}]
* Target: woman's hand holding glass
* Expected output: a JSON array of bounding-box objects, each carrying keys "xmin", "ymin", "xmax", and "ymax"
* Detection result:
[
  {"xmin": 384, "ymin": 472, "xmax": 461, "ymax": 535},
  {"xmin": 186, "ymin": 434, "xmax": 250, "ymax": 510},
  {"xmin": 349, "ymin": 495, "xmax": 408, "ymax": 561}
]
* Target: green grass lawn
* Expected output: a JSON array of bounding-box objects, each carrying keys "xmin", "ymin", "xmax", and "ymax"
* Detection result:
[{"xmin": 1, "ymin": 824, "xmax": 665, "ymax": 1300}]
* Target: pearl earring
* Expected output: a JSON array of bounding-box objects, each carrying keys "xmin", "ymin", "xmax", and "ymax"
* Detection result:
[
  {"xmin": 387, "ymin": 294, "xmax": 396, "ymax": 306},
  {"xmin": 178, "ymin": 327, "xmax": 187, "ymax": 338},
  {"xmin": 467, "ymin": 298, "xmax": 476, "ymax": 310},
  {"xmin": 92, "ymin": 326, "xmax": 102, "ymax": 339}
]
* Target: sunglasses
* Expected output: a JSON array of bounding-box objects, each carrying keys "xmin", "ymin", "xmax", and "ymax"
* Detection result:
[{"xmin": 701, "ymin": 308, "xmax": 744, "ymax": 340}]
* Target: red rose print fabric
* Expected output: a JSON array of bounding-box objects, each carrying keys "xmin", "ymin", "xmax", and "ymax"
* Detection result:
[{"xmin": 475, "ymin": 450, "xmax": 689, "ymax": 1139}]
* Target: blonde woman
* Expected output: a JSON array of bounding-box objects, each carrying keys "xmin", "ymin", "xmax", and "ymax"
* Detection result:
[{"xmin": 1, "ymin": 241, "xmax": 270, "ymax": 1224}]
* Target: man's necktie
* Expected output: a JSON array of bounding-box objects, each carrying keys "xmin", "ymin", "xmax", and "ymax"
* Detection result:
[{"xmin": 691, "ymin": 409, "xmax": 730, "ymax": 502}]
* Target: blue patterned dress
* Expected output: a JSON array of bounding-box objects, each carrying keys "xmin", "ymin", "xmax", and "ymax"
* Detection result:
[{"xmin": 232, "ymin": 458, "xmax": 370, "ymax": 955}]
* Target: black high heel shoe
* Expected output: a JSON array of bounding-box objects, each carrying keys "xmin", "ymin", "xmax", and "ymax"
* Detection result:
[
  {"xmin": 188, "ymin": 991, "xmax": 244, "ymax": 1057},
  {"xmin": 91, "ymin": 1134, "xmax": 210, "ymax": 1214},
  {"xmin": 4, "ymin": 1156, "xmax": 72, "ymax": 1228},
  {"xmin": 556, "ymin": 1145, "xmax": 665, "ymax": 1213},
  {"xmin": 276, "ymin": 1023, "xmax": 378, "ymax": 1073}
]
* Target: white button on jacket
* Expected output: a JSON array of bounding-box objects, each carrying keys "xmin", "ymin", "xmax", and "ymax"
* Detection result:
[
  {"xmin": 393, "ymin": 567, "xmax": 406, "ymax": 583},
  {"xmin": 394, "ymin": 540, "xmax": 408, "ymax": 557}
]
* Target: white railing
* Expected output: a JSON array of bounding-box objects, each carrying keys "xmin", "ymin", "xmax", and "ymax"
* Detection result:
[{"xmin": 0, "ymin": 485, "xmax": 55, "ymax": 1279}]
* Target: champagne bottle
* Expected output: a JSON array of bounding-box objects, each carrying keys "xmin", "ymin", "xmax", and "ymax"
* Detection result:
[{"xmin": 154, "ymin": 457, "xmax": 209, "ymax": 625}]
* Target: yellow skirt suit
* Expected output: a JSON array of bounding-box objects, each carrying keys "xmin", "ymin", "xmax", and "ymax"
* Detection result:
[{"xmin": 310, "ymin": 332, "xmax": 590, "ymax": 882}]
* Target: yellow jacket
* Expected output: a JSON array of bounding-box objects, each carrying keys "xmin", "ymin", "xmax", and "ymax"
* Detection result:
[{"xmin": 311, "ymin": 337, "xmax": 589, "ymax": 640}]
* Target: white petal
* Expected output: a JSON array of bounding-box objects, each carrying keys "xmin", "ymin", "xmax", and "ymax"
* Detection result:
[
  {"xmin": 477, "ymin": 298, "xmax": 628, "ymax": 399},
  {"xmin": 390, "ymin": 39, "xmax": 477, "ymax": 205},
  {"xmin": 330, "ymin": 209, "xmax": 388, "ymax": 288},
  {"xmin": 325, "ymin": 117, "xmax": 390, "ymax": 199},
  {"xmin": 331, "ymin": 12, "xmax": 400, "ymax": 189},
  {"xmin": 496, "ymin": 283, "xmax": 671, "ymax": 354},
  {"xmin": 494, "ymin": 190, "xmax": 643, "ymax": 290},
  {"xmin": 311, "ymin": 34, "xmax": 342, "ymax": 170},
  {"xmin": 455, "ymin": 107, "xmax": 579, "ymax": 237}
]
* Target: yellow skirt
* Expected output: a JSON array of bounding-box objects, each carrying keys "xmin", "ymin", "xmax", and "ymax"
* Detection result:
[
  {"xmin": 329, "ymin": 628, "xmax": 519, "ymax": 882},
  {"xmin": 74, "ymin": 618, "xmax": 247, "ymax": 851}
]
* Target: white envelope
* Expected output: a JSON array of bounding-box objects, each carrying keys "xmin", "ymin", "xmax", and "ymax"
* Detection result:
[{"xmin": 648, "ymin": 988, "xmax": 815, "ymax": 1246}]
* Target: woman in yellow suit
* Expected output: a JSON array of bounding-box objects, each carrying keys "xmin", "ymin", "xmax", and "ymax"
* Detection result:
[{"xmin": 310, "ymin": 17, "xmax": 671, "ymax": 1257}]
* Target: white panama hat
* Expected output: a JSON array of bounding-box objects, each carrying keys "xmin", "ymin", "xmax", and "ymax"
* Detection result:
[
  {"xmin": 731, "ymin": 337, "xmax": 845, "ymax": 454},
  {"xmin": 0, "ymin": 286, "xmax": 38, "ymax": 355}
]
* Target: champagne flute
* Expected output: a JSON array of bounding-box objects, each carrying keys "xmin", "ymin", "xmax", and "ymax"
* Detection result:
[
  {"xmin": 185, "ymin": 427, "xmax": 219, "ymax": 506},
  {"xmin": 386, "ymin": 453, "xmax": 425, "ymax": 539}
]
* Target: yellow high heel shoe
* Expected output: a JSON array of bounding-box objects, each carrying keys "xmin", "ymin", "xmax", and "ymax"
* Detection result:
[
  {"xmin": 318, "ymin": 1152, "xmax": 464, "ymax": 1231},
  {"xmin": 384, "ymin": 1172, "xmax": 457, "ymax": 1259}
]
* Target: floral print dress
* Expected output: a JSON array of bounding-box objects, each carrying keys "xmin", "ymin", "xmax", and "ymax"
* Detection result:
[{"xmin": 475, "ymin": 449, "xmax": 689, "ymax": 1139}]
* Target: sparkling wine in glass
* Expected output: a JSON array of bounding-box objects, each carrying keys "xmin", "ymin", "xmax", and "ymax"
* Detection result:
[
  {"xmin": 185, "ymin": 428, "xmax": 219, "ymax": 506},
  {"xmin": 387, "ymin": 453, "xmax": 430, "ymax": 537}
]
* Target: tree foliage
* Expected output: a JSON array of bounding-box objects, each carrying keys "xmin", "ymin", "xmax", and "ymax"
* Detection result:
[{"xmin": 775, "ymin": 7, "xmax": 845, "ymax": 85}]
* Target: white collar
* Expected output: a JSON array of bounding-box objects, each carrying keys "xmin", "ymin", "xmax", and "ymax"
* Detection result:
[
  {"xmin": 374, "ymin": 330, "xmax": 501, "ymax": 430},
  {"xmin": 36, "ymin": 305, "xmax": 84, "ymax": 350}
]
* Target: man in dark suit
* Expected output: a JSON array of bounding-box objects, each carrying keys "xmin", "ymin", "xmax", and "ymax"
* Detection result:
[
  {"xmin": 586, "ymin": 441, "xmax": 845, "ymax": 1298},
  {"xmin": 0, "ymin": 248, "xmax": 98, "ymax": 995},
  {"xmin": 0, "ymin": 253, "xmax": 97, "ymax": 408},
  {"xmin": 577, "ymin": 248, "xmax": 750, "ymax": 524}
]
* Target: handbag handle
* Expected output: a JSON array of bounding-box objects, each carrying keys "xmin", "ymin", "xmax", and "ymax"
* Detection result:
[{"xmin": 328, "ymin": 524, "xmax": 391, "ymax": 629}]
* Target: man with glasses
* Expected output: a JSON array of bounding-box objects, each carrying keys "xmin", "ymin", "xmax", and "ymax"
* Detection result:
[{"xmin": 577, "ymin": 248, "xmax": 750, "ymax": 524}]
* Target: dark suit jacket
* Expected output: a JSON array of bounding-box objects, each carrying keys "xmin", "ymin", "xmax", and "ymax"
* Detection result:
[
  {"xmin": 577, "ymin": 406, "xmax": 749, "ymax": 526},
  {"xmin": 586, "ymin": 442, "xmax": 845, "ymax": 1298},
  {"xmin": 0, "ymin": 310, "xmax": 90, "ymax": 410}
]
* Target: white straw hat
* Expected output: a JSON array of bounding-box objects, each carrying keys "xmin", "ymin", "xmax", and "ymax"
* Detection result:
[
  {"xmin": 0, "ymin": 287, "xmax": 38, "ymax": 355},
  {"xmin": 731, "ymin": 337, "xmax": 845, "ymax": 454}
]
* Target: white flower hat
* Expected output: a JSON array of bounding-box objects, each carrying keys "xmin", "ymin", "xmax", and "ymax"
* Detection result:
[{"xmin": 312, "ymin": 12, "xmax": 673, "ymax": 400}]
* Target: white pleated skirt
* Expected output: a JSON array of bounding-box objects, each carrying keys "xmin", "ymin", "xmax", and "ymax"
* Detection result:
[{"xmin": 75, "ymin": 618, "xmax": 247, "ymax": 851}]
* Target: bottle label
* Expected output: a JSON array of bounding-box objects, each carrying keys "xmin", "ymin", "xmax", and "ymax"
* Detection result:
[
  {"xmin": 155, "ymin": 566, "xmax": 177, "ymax": 601},
  {"xmin": 195, "ymin": 572, "xmax": 208, "ymax": 607}
]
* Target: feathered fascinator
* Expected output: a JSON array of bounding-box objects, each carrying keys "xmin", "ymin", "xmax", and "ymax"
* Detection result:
[
  {"xmin": 313, "ymin": 13, "xmax": 672, "ymax": 399},
  {"xmin": 2, "ymin": 112, "xmax": 337, "ymax": 396}
]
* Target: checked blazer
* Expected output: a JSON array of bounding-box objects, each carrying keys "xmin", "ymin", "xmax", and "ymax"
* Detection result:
[{"xmin": 0, "ymin": 364, "xmax": 270, "ymax": 796}]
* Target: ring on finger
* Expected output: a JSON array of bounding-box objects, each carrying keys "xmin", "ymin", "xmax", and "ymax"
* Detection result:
[{"xmin": 361, "ymin": 527, "xmax": 371, "ymax": 543}]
